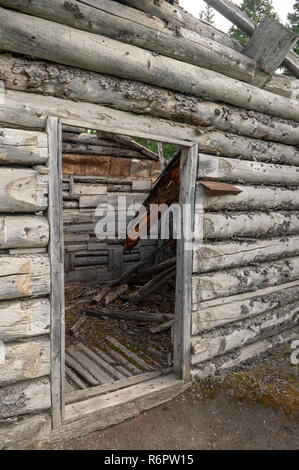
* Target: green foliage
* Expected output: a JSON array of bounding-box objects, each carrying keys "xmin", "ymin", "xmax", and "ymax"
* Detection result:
[
  {"xmin": 133, "ymin": 138, "xmax": 178, "ymax": 161},
  {"xmin": 229, "ymin": 0, "xmax": 279, "ymax": 46},
  {"xmin": 287, "ymin": 1, "xmax": 299, "ymax": 56},
  {"xmin": 199, "ymin": 5, "xmax": 215, "ymax": 25}
]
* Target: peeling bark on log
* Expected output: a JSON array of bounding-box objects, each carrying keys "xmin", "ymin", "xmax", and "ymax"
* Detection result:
[
  {"xmin": 200, "ymin": 184, "xmax": 299, "ymax": 211},
  {"xmin": 192, "ymin": 326, "xmax": 298, "ymax": 378},
  {"xmin": 0, "ymin": 168, "xmax": 48, "ymax": 212},
  {"xmin": 0, "ymin": 337, "xmax": 50, "ymax": 386},
  {"xmin": 0, "ymin": 215, "xmax": 49, "ymax": 249},
  {"xmin": 192, "ymin": 256, "xmax": 299, "ymax": 303},
  {"xmin": 191, "ymin": 280, "xmax": 299, "ymax": 334},
  {"xmin": 202, "ymin": 211, "xmax": 299, "ymax": 239},
  {"xmin": 0, "ymin": 377, "xmax": 50, "ymax": 419},
  {"xmin": 0, "ymin": 0, "xmax": 260, "ymax": 84},
  {"xmin": 0, "ymin": 9, "xmax": 298, "ymax": 121},
  {"xmin": 197, "ymin": 131, "xmax": 299, "ymax": 166},
  {"xmin": 191, "ymin": 301, "xmax": 299, "ymax": 364},
  {"xmin": 1, "ymin": 55, "xmax": 298, "ymax": 144},
  {"xmin": 197, "ymin": 154, "xmax": 299, "ymax": 185},
  {"xmin": 0, "ymin": 297, "xmax": 50, "ymax": 341},
  {"xmin": 0, "ymin": 412, "xmax": 51, "ymax": 450},
  {"xmin": 193, "ymin": 236, "xmax": 299, "ymax": 274},
  {"xmin": 0, "ymin": 255, "xmax": 50, "ymax": 301}
]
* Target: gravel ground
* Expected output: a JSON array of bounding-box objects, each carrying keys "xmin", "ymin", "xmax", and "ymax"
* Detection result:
[{"xmin": 33, "ymin": 342, "xmax": 298, "ymax": 450}]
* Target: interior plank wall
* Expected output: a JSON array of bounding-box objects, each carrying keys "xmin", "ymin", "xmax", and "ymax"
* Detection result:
[
  {"xmin": 61, "ymin": 126, "xmax": 160, "ymax": 283},
  {"xmin": 0, "ymin": 125, "xmax": 52, "ymax": 445},
  {"xmin": 191, "ymin": 147, "xmax": 299, "ymax": 379}
]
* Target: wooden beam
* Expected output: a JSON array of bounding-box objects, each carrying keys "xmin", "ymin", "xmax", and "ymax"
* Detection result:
[
  {"xmin": 173, "ymin": 144, "xmax": 198, "ymax": 381},
  {"xmin": 244, "ymin": 17, "xmax": 297, "ymax": 78},
  {"xmin": 204, "ymin": 0, "xmax": 299, "ymax": 78},
  {"xmin": 47, "ymin": 116, "xmax": 64, "ymax": 429},
  {"xmin": 0, "ymin": 215, "xmax": 49, "ymax": 249},
  {"xmin": 0, "ymin": 10, "xmax": 298, "ymax": 121}
]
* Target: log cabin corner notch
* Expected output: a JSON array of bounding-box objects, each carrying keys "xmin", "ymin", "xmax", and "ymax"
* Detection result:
[{"xmin": 0, "ymin": 0, "xmax": 298, "ymax": 449}]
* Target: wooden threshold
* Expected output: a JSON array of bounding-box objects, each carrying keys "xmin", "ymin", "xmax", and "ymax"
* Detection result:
[
  {"xmin": 65, "ymin": 367, "xmax": 172, "ymax": 404},
  {"xmin": 40, "ymin": 374, "xmax": 190, "ymax": 444}
]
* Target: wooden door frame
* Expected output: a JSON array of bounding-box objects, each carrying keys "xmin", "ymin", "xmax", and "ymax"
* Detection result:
[{"xmin": 48, "ymin": 116, "xmax": 197, "ymax": 427}]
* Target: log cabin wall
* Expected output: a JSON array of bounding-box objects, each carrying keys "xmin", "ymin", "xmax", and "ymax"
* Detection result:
[
  {"xmin": 0, "ymin": 127, "xmax": 52, "ymax": 447},
  {"xmin": 61, "ymin": 126, "xmax": 160, "ymax": 283},
  {"xmin": 0, "ymin": 0, "xmax": 298, "ymax": 448},
  {"xmin": 191, "ymin": 145, "xmax": 299, "ymax": 379}
]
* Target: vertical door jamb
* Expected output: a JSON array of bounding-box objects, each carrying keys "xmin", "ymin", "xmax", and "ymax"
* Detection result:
[
  {"xmin": 173, "ymin": 144, "xmax": 198, "ymax": 382},
  {"xmin": 47, "ymin": 116, "xmax": 65, "ymax": 428}
]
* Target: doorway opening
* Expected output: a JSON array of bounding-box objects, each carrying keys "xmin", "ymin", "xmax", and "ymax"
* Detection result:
[{"xmin": 60, "ymin": 124, "xmax": 181, "ymax": 404}]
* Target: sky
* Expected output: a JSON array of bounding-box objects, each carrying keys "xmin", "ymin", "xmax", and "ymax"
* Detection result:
[{"xmin": 179, "ymin": 0, "xmax": 295, "ymax": 32}]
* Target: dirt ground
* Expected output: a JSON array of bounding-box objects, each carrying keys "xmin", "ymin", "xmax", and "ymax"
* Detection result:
[{"xmin": 34, "ymin": 342, "xmax": 298, "ymax": 450}]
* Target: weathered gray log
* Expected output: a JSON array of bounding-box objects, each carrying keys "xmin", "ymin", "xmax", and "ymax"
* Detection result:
[
  {"xmin": 0, "ymin": 215, "xmax": 49, "ymax": 249},
  {"xmin": 86, "ymin": 309, "xmax": 174, "ymax": 322},
  {"xmin": 0, "ymin": 9, "xmax": 298, "ymax": 121},
  {"xmin": 137, "ymin": 257, "xmax": 176, "ymax": 280},
  {"xmin": 62, "ymin": 132, "xmax": 120, "ymax": 147},
  {"xmin": 150, "ymin": 319, "xmax": 174, "ymax": 334},
  {"xmin": 129, "ymin": 266, "xmax": 176, "ymax": 302},
  {"xmin": 0, "ymin": 0, "xmax": 262, "ymax": 85},
  {"xmin": 200, "ymin": 184, "xmax": 299, "ymax": 211},
  {"xmin": 263, "ymin": 74, "xmax": 299, "ymax": 100},
  {"xmin": 0, "ymin": 412, "xmax": 51, "ymax": 450},
  {"xmin": 96, "ymin": 131, "xmax": 159, "ymax": 160},
  {"xmin": 62, "ymin": 143, "xmax": 142, "ymax": 158},
  {"xmin": 0, "ymin": 168, "xmax": 48, "ymax": 212},
  {"xmin": 1, "ymin": 56, "xmax": 298, "ymax": 144},
  {"xmin": 191, "ymin": 280, "xmax": 299, "ymax": 334},
  {"xmin": 197, "ymin": 154, "xmax": 299, "ymax": 185},
  {"xmin": 192, "ymin": 326, "xmax": 298, "ymax": 379},
  {"xmin": 0, "ymin": 337, "xmax": 50, "ymax": 386},
  {"xmin": 70, "ymin": 313, "xmax": 87, "ymax": 336},
  {"xmin": 193, "ymin": 236, "xmax": 299, "ymax": 274},
  {"xmin": 197, "ymin": 131, "xmax": 299, "ymax": 166},
  {"xmin": 203, "ymin": 211, "xmax": 299, "ymax": 239},
  {"xmin": 244, "ymin": 17, "xmax": 297, "ymax": 77},
  {"xmin": 104, "ymin": 284, "xmax": 128, "ymax": 306},
  {"xmin": 191, "ymin": 300, "xmax": 299, "ymax": 364},
  {"xmin": 204, "ymin": 0, "xmax": 299, "ymax": 78},
  {"xmin": 192, "ymin": 256, "xmax": 299, "ymax": 303},
  {"xmin": 0, "ymin": 144, "xmax": 48, "ymax": 165},
  {"xmin": 0, "ymin": 127, "xmax": 47, "ymax": 146},
  {"xmin": 0, "ymin": 377, "xmax": 50, "ymax": 419},
  {"xmin": 0, "ymin": 297, "xmax": 50, "ymax": 341},
  {"xmin": 0, "ymin": 255, "xmax": 50, "ymax": 301}
]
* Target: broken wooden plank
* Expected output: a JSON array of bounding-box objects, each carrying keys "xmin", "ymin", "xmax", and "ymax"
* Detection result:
[
  {"xmin": 65, "ymin": 352, "xmax": 98, "ymax": 387},
  {"xmin": 67, "ymin": 347, "xmax": 114, "ymax": 385},
  {"xmin": 86, "ymin": 309, "xmax": 174, "ymax": 322},
  {"xmin": 106, "ymin": 336, "xmax": 154, "ymax": 372},
  {"xmin": 77, "ymin": 343, "xmax": 126, "ymax": 381},
  {"xmin": 150, "ymin": 319, "xmax": 174, "ymax": 334}
]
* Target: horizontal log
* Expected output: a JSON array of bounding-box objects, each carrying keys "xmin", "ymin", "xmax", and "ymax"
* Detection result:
[
  {"xmin": 193, "ymin": 236, "xmax": 299, "ymax": 274},
  {"xmin": 0, "ymin": 412, "xmax": 51, "ymax": 450},
  {"xmin": 191, "ymin": 300, "xmax": 299, "ymax": 364},
  {"xmin": 62, "ymin": 143, "xmax": 142, "ymax": 158},
  {"xmin": 0, "ymin": 337, "xmax": 50, "ymax": 386},
  {"xmin": 0, "ymin": 0, "xmax": 259, "ymax": 85},
  {"xmin": 0, "ymin": 144, "xmax": 48, "ymax": 165},
  {"xmin": 0, "ymin": 255, "xmax": 50, "ymax": 301},
  {"xmin": 0, "ymin": 9, "xmax": 298, "ymax": 121},
  {"xmin": 263, "ymin": 74, "xmax": 299, "ymax": 100},
  {"xmin": 0, "ymin": 377, "xmax": 50, "ymax": 419},
  {"xmin": 192, "ymin": 256, "xmax": 299, "ymax": 303},
  {"xmin": 192, "ymin": 325, "xmax": 298, "ymax": 379},
  {"xmin": 62, "ymin": 132, "xmax": 119, "ymax": 147},
  {"xmin": 1, "ymin": 55, "xmax": 298, "ymax": 145},
  {"xmin": 203, "ymin": 211, "xmax": 299, "ymax": 239},
  {"xmin": 192, "ymin": 280, "xmax": 299, "ymax": 334},
  {"xmin": 197, "ymin": 131, "xmax": 299, "ymax": 166},
  {"xmin": 0, "ymin": 168, "xmax": 48, "ymax": 212},
  {"xmin": 0, "ymin": 297, "xmax": 50, "ymax": 341},
  {"xmin": 86, "ymin": 309, "xmax": 174, "ymax": 322},
  {"xmin": 0, "ymin": 127, "xmax": 47, "ymax": 146},
  {"xmin": 123, "ymin": 0, "xmax": 244, "ymax": 51},
  {"xmin": 0, "ymin": 215, "xmax": 49, "ymax": 249},
  {"xmin": 198, "ymin": 154, "xmax": 299, "ymax": 185},
  {"xmin": 200, "ymin": 184, "xmax": 299, "ymax": 211},
  {"xmin": 1, "ymin": 88, "xmax": 197, "ymax": 145}
]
